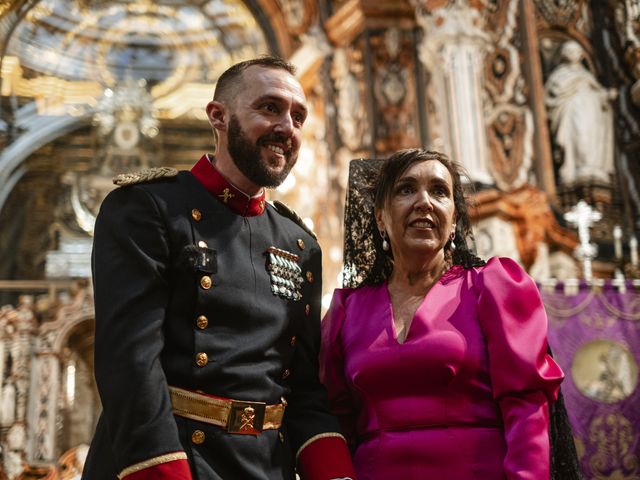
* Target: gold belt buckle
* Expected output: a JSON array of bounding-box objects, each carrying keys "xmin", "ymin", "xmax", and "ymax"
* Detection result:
[{"xmin": 228, "ymin": 400, "xmax": 267, "ymax": 435}]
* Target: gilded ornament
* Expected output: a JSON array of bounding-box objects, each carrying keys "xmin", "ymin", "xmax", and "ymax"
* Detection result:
[{"xmin": 112, "ymin": 167, "xmax": 178, "ymax": 186}]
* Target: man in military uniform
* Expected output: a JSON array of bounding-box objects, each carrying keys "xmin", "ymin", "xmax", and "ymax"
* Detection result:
[{"xmin": 82, "ymin": 57, "xmax": 354, "ymax": 480}]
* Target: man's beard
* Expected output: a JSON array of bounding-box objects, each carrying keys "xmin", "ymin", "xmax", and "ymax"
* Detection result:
[{"xmin": 227, "ymin": 115, "xmax": 297, "ymax": 188}]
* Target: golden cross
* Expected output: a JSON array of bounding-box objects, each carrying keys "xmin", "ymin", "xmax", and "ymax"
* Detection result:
[{"xmin": 218, "ymin": 188, "xmax": 235, "ymax": 203}]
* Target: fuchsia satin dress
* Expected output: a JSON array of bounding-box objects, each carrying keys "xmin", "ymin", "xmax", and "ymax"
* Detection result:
[{"xmin": 321, "ymin": 257, "xmax": 564, "ymax": 480}]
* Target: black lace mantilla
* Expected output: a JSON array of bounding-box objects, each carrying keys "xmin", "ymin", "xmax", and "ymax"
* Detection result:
[{"xmin": 343, "ymin": 159, "xmax": 390, "ymax": 288}]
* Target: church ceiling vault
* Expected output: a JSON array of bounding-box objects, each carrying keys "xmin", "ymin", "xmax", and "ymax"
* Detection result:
[{"xmin": 1, "ymin": 0, "xmax": 272, "ymax": 117}]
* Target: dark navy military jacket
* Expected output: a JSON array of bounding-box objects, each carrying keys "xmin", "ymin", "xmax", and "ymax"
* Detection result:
[{"xmin": 82, "ymin": 170, "xmax": 340, "ymax": 479}]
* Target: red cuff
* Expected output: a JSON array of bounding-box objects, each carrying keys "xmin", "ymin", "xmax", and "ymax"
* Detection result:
[
  {"xmin": 298, "ymin": 436, "xmax": 356, "ymax": 480},
  {"xmin": 123, "ymin": 458, "xmax": 192, "ymax": 480}
]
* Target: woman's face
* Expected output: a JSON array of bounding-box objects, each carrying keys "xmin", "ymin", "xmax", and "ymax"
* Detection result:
[{"xmin": 376, "ymin": 160, "xmax": 457, "ymax": 260}]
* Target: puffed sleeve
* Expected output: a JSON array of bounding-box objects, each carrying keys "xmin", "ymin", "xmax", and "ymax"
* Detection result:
[
  {"xmin": 92, "ymin": 186, "xmax": 191, "ymax": 479},
  {"xmin": 320, "ymin": 289, "xmax": 358, "ymax": 448},
  {"xmin": 476, "ymin": 257, "xmax": 564, "ymax": 480}
]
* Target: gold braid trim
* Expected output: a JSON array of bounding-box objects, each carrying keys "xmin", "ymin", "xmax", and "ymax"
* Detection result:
[
  {"xmin": 295, "ymin": 432, "xmax": 346, "ymax": 461},
  {"xmin": 113, "ymin": 167, "xmax": 178, "ymax": 186},
  {"xmin": 273, "ymin": 200, "xmax": 317, "ymax": 240},
  {"xmin": 118, "ymin": 451, "xmax": 188, "ymax": 479}
]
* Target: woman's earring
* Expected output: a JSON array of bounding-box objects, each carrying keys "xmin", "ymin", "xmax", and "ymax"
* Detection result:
[
  {"xmin": 381, "ymin": 231, "xmax": 390, "ymax": 251},
  {"xmin": 449, "ymin": 232, "xmax": 456, "ymax": 251}
]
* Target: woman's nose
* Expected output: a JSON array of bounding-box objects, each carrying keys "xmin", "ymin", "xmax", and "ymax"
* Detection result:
[{"xmin": 414, "ymin": 190, "xmax": 433, "ymax": 211}]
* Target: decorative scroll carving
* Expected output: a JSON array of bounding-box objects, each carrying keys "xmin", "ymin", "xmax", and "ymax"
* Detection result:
[
  {"xmin": 482, "ymin": 0, "xmax": 535, "ymax": 190},
  {"xmin": 370, "ymin": 27, "xmax": 420, "ymax": 154},
  {"xmin": 332, "ymin": 48, "xmax": 369, "ymax": 153},
  {"xmin": 535, "ymin": 0, "xmax": 582, "ymax": 27},
  {"xmin": 486, "ymin": 107, "xmax": 533, "ymax": 190}
]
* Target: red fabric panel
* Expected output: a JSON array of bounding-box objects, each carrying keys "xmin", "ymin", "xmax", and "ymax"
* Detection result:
[
  {"xmin": 123, "ymin": 458, "xmax": 192, "ymax": 480},
  {"xmin": 298, "ymin": 436, "xmax": 356, "ymax": 480}
]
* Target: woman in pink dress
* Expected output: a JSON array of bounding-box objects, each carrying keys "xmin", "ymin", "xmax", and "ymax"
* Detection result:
[{"xmin": 321, "ymin": 149, "xmax": 573, "ymax": 479}]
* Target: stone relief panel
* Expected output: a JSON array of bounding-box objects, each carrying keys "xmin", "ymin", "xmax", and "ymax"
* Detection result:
[
  {"xmin": 331, "ymin": 47, "xmax": 370, "ymax": 155},
  {"xmin": 482, "ymin": 0, "xmax": 534, "ymax": 190},
  {"xmin": 369, "ymin": 27, "xmax": 420, "ymax": 155},
  {"xmin": 535, "ymin": 0, "xmax": 589, "ymax": 30}
]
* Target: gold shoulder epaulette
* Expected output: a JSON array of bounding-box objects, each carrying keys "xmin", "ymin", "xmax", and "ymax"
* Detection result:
[
  {"xmin": 113, "ymin": 167, "xmax": 178, "ymax": 186},
  {"xmin": 272, "ymin": 200, "xmax": 317, "ymax": 240}
]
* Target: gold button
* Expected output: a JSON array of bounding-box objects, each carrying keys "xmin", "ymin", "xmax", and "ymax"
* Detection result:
[
  {"xmin": 279, "ymin": 431, "xmax": 285, "ymax": 443},
  {"xmin": 305, "ymin": 304, "xmax": 310, "ymax": 316},
  {"xmin": 290, "ymin": 336, "xmax": 296, "ymax": 347},
  {"xmin": 306, "ymin": 271, "xmax": 313, "ymax": 283},
  {"xmin": 198, "ymin": 240, "xmax": 208, "ymax": 248},
  {"xmin": 191, "ymin": 208, "xmax": 202, "ymax": 221},
  {"xmin": 191, "ymin": 430, "xmax": 205, "ymax": 444},
  {"xmin": 196, "ymin": 315, "xmax": 209, "ymax": 329},
  {"xmin": 195, "ymin": 352, "xmax": 208, "ymax": 367},
  {"xmin": 200, "ymin": 275, "xmax": 212, "ymax": 289},
  {"xmin": 282, "ymin": 369, "xmax": 291, "ymax": 380},
  {"xmin": 297, "ymin": 239, "xmax": 305, "ymax": 250}
]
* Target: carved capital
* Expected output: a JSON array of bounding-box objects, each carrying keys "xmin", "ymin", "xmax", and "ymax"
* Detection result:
[{"xmin": 413, "ymin": 0, "xmax": 491, "ymax": 66}]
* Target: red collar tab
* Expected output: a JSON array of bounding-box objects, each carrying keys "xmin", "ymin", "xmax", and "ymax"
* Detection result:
[{"xmin": 190, "ymin": 155, "xmax": 266, "ymax": 217}]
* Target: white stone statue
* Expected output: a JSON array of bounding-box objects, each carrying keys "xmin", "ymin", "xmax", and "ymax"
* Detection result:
[{"xmin": 545, "ymin": 41, "xmax": 617, "ymax": 184}]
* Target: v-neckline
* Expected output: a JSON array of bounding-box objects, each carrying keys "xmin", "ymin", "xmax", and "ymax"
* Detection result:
[{"xmin": 385, "ymin": 277, "xmax": 442, "ymax": 345}]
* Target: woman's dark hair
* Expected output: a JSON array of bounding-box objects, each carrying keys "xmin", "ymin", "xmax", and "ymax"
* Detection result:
[{"xmin": 373, "ymin": 148, "xmax": 484, "ymax": 271}]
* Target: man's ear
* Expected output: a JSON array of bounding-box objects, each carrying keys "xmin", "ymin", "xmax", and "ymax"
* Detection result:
[{"xmin": 206, "ymin": 100, "xmax": 227, "ymax": 132}]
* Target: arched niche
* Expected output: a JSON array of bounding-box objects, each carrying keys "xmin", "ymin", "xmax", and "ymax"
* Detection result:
[{"xmin": 27, "ymin": 284, "xmax": 95, "ymax": 463}]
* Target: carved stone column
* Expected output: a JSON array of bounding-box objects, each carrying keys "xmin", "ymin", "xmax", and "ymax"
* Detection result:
[
  {"xmin": 26, "ymin": 344, "xmax": 59, "ymax": 462},
  {"xmin": 413, "ymin": 0, "xmax": 493, "ymax": 184},
  {"xmin": 13, "ymin": 297, "xmax": 36, "ymax": 424}
]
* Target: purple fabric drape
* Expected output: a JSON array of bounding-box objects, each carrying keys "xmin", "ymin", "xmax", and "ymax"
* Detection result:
[{"xmin": 541, "ymin": 281, "xmax": 640, "ymax": 479}]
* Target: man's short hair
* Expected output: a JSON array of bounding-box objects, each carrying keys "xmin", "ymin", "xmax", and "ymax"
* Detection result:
[{"xmin": 213, "ymin": 56, "xmax": 297, "ymax": 103}]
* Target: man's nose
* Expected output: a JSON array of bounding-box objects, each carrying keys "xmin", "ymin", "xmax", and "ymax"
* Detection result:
[{"xmin": 274, "ymin": 112, "xmax": 294, "ymax": 136}]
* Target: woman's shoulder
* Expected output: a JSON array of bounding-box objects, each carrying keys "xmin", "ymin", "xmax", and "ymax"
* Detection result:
[
  {"xmin": 470, "ymin": 256, "xmax": 537, "ymax": 294},
  {"xmin": 470, "ymin": 256, "xmax": 526, "ymax": 276}
]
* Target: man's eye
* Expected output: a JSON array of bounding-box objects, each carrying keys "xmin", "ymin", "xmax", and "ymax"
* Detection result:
[
  {"xmin": 262, "ymin": 103, "xmax": 277, "ymax": 113},
  {"xmin": 397, "ymin": 185, "xmax": 413, "ymax": 195},
  {"xmin": 293, "ymin": 113, "xmax": 305, "ymax": 125}
]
